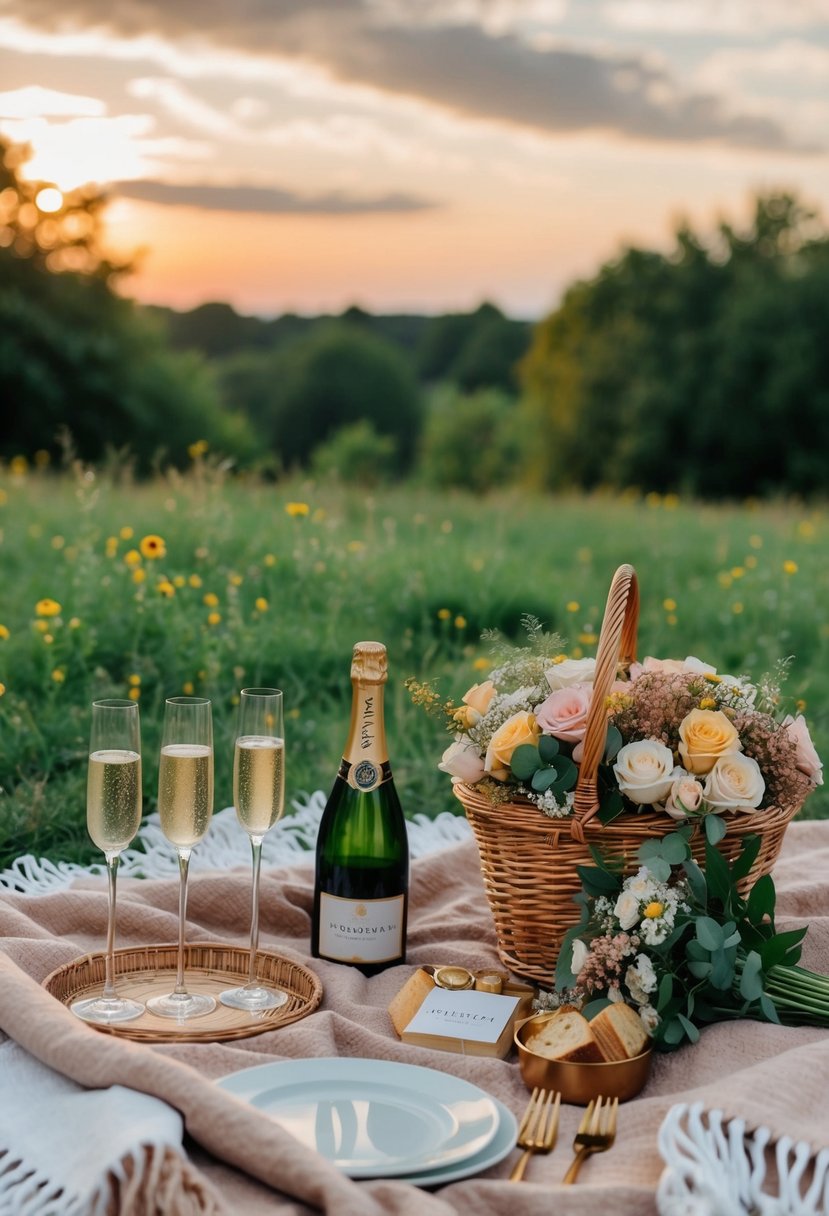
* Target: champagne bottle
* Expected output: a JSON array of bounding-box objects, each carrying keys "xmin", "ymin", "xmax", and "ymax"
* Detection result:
[{"xmin": 311, "ymin": 641, "xmax": 409, "ymax": 975}]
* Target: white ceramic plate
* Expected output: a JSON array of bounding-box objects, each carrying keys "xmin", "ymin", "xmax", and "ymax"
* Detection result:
[
  {"xmin": 216, "ymin": 1057, "xmax": 501, "ymax": 1178},
  {"xmin": 402, "ymin": 1098, "xmax": 517, "ymax": 1188}
]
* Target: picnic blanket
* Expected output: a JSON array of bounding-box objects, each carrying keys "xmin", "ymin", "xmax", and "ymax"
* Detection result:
[{"xmin": 1, "ymin": 821, "xmax": 828, "ymax": 1214}]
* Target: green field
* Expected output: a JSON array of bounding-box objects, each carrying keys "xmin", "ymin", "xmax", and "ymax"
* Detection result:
[{"xmin": 1, "ymin": 465, "xmax": 826, "ymax": 869}]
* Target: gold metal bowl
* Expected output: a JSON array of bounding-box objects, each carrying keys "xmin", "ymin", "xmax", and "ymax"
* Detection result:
[{"xmin": 514, "ymin": 1011, "xmax": 652, "ymax": 1105}]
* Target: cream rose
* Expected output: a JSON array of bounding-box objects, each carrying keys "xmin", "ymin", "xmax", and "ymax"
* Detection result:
[
  {"xmin": 783, "ymin": 714, "xmax": 824, "ymax": 786},
  {"xmin": 613, "ymin": 740, "xmax": 677, "ymax": 805},
  {"xmin": 571, "ymin": 938, "xmax": 589, "ymax": 977},
  {"xmin": 484, "ymin": 711, "xmax": 540, "ymax": 782},
  {"xmin": 663, "ymin": 773, "xmax": 705, "ymax": 821},
  {"xmin": 534, "ymin": 683, "xmax": 592, "ymax": 743},
  {"xmin": 703, "ymin": 754, "xmax": 765, "ymax": 812},
  {"xmin": 545, "ymin": 657, "xmax": 596, "ymax": 690},
  {"xmin": 453, "ymin": 680, "xmax": 496, "ymax": 729},
  {"xmin": 678, "ymin": 708, "xmax": 741, "ymax": 775},
  {"xmin": 614, "ymin": 889, "xmax": 641, "ymax": 931},
  {"xmin": 439, "ymin": 737, "xmax": 485, "ymax": 784}
]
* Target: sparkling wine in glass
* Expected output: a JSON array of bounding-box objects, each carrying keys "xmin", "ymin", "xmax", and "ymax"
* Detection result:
[
  {"xmin": 146, "ymin": 696, "xmax": 215, "ymax": 1020},
  {"xmin": 71, "ymin": 699, "xmax": 144, "ymax": 1025},
  {"xmin": 220, "ymin": 688, "xmax": 288, "ymax": 1011}
]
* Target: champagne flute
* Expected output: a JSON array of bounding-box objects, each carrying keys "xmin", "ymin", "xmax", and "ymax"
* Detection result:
[
  {"xmin": 220, "ymin": 688, "xmax": 288, "ymax": 1011},
  {"xmin": 147, "ymin": 696, "xmax": 215, "ymax": 1019},
  {"xmin": 72, "ymin": 699, "xmax": 144, "ymax": 1024}
]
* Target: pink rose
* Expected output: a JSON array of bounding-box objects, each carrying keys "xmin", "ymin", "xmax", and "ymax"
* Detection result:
[
  {"xmin": 439, "ymin": 737, "xmax": 485, "ymax": 784},
  {"xmin": 629, "ymin": 655, "xmax": 717, "ymax": 681},
  {"xmin": 783, "ymin": 714, "xmax": 824, "ymax": 786},
  {"xmin": 663, "ymin": 774, "xmax": 705, "ymax": 821},
  {"xmin": 534, "ymin": 683, "xmax": 592, "ymax": 743}
]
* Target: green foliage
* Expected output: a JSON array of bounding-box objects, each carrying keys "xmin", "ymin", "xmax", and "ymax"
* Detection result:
[
  {"xmin": 418, "ymin": 386, "xmax": 527, "ymax": 492},
  {"xmin": 564, "ymin": 832, "xmax": 828, "ymax": 1052},
  {"xmin": 311, "ymin": 420, "xmax": 397, "ymax": 486},
  {"xmin": 0, "ymin": 474, "xmax": 826, "ymax": 868},
  {"xmin": 219, "ymin": 323, "xmax": 422, "ymax": 471},
  {"xmin": 521, "ymin": 193, "xmax": 829, "ymax": 498},
  {"xmin": 417, "ymin": 302, "xmax": 530, "ymax": 391},
  {"xmin": 0, "ymin": 137, "xmax": 256, "ymax": 471}
]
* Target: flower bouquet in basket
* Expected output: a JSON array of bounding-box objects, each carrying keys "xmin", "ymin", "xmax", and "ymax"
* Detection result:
[{"xmin": 413, "ymin": 566, "xmax": 822, "ymax": 989}]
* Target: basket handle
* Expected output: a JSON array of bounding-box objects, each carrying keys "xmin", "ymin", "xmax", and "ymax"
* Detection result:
[{"xmin": 570, "ymin": 564, "xmax": 639, "ymax": 843}]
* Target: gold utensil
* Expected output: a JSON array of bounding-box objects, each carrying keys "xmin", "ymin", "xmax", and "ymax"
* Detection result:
[
  {"xmin": 562, "ymin": 1094, "xmax": 619, "ymax": 1184},
  {"xmin": 508, "ymin": 1086, "xmax": 561, "ymax": 1182}
]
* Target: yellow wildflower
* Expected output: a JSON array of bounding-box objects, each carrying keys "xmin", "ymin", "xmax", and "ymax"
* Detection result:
[
  {"xmin": 437, "ymin": 608, "xmax": 451, "ymax": 621},
  {"xmin": 0, "ymin": 682, "xmax": 5, "ymax": 696},
  {"xmin": 128, "ymin": 687, "xmax": 140, "ymax": 701},
  {"xmin": 33, "ymin": 620, "xmax": 48, "ymax": 634},
  {"xmin": 43, "ymin": 633, "xmax": 54, "ymax": 645},
  {"xmin": 730, "ymin": 566, "xmax": 745, "ymax": 579},
  {"xmin": 749, "ymin": 534, "xmax": 763, "ymax": 549},
  {"xmin": 229, "ymin": 573, "xmax": 243, "ymax": 587},
  {"xmin": 264, "ymin": 554, "xmax": 277, "ymax": 567},
  {"xmin": 663, "ymin": 493, "xmax": 679, "ymax": 510},
  {"xmin": 346, "ymin": 540, "xmax": 365, "ymax": 553},
  {"xmin": 173, "ymin": 574, "xmax": 186, "ymax": 588},
  {"xmin": 255, "ymin": 597, "xmax": 268, "ymax": 612},
  {"xmin": 473, "ymin": 657, "xmax": 489, "ymax": 671},
  {"xmin": 156, "ymin": 580, "xmax": 175, "ymax": 597},
  {"xmin": 69, "ymin": 617, "xmax": 81, "ymax": 629},
  {"xmin": 644, "ymin": 901, "xmax": 664, "ymax": 919},
  {"xmin": 717, "ymin": 572, "xmax": 732, "ymax": 589},
  {"xmin": 132, "ymin": 569, "xmax": 146, "ymax": 584},
  {"xmin": 783, "ymin": 560, "xmax": 798, "ymax": 575},
  {"xmin": 455, "ymin": 615, "xmax": 467, "ymax": 630},
  {"xmin": 35, "ymin": 598, "xmax": 61, "ymax": 617},
  {"xmin": 188, "ymin": 439, "xmax": 209, "ymax": 459},
  {"xmin": 188, "ymin": 574, "xmax": 203, "ymax": 588},
  {"xmin": 52, "ymin": 535, "xmax": 65, "ymax": 551},
  {"xmin": 140, "ymin": 534, "xmax": 166, "ymax": 560},
  {"xmin": 440, "ymin": 520, "xmax": 453, "ymax": 533},
  {"xmin": 233, "ymin": 666, "xmax": 245, "ymax": 680},
  {"xmin": 0, "ymin": 625, "xmax": 8, "ymax": 640},
  {"xmin": 732, "ymin": 602, "xmax": 744, "ymax": 615},
  {"xmin": 798, "ymin": 520, "xmax": 815, "ymax": 539},
  {"xmin": 51, "ymin": 668, "xmax": 66, "ymax": 683},
  {"xmin": 699, "ymin": 697, "xmax": 717, "ymax": 710},
  {"xmin": 124, "ymin": 549, "xmax": 142, "ymax": 567},
  {"xmin": 288, "ymin": 707, "xmax": 301, "ymax": 720},
  {"xmin": 207, "ymin": 611, "xmax": 221, "ymax": 626},
  {"xmin": 285, "ymin": 502, "xmax": 309, "ymax": 517},
  {"xmin": 10, "ymin": 455, "xmax": 28, "ymax": 475},
  {"xmin": 745, "ymin": 555, "xmax": 758, "ymax": 569},
  {"xmin": 119, "ymin": 526, "xmax": 134, "ymax": 540},
  {"xmin": 182, "ymin": 681, "xmax": 194, "ymax": 695},
  {"xmin": 566, "ymin": 601, "xmax": 580, "ymax": 613},
  {"xmin": 128, "ymin": 674, "xmax": 141, "ymax": 686},
  {"xmin": 579, "ymin": 632, "xmax": 598, "ymax": 645},
  {"xmin": 662, "ymin": 598, "xmax": 677, "ymax": 612},
  {"xmin": 667, "ymin": 614, "xmax": 678, "ymax": 626},
  {"xmin": 551, "ymin": 654, "xmax": 568, "ymax": 665},
  {"xmin": 203, "ymin": 592, "xmax": 219, "ymax": 607}
]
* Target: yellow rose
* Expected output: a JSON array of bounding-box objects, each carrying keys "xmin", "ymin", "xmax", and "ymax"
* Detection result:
[
  {"xmin": 678, "ymin": 708, "xmax": 741, "ymax": 775},
  {"xmin": 454, "ymin": 680, "xmax": 496, "ymax": 728},
  {"xmin": 484, "ymin": 711, "xmax": 540, "ymax": 782}
]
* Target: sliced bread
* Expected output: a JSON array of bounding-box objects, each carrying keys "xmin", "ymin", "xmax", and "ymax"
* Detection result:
[
  {"xmin": 524, "ymin": 1006, "xmax": 604, "ymax": 1064},
  {"xmin": 589, "ymin": 1001, "xmax": 649, "ymax": 1061}
]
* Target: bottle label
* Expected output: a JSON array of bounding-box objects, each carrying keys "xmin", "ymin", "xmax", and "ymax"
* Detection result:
[
  {"xmin": 318, "ymin": 892, "xmax": 405, "ymax": 963},
  {"xmin": 340, "ymin": 758, "xmax": 390, "ymax": 793}
]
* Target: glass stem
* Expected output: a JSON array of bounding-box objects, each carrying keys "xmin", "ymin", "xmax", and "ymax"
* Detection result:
[
  {"xmin": 248, "ymin": 836, "xmax": 264, "ymax": 988},
  {"xmin": 174, "ymin": 849, "xmax": 192, "ymax": 995},
  {"xmin": 102, "ymin": 851, "xmax": 120, "ymax": 1001}
]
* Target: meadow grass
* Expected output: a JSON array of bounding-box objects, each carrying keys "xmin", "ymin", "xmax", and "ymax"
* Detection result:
[{"xmin": 0, "ymin": 464, "xmax": 826, "ymax": 868}]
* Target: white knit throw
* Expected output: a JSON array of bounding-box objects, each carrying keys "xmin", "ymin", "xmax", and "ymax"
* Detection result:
[{"xmin": 0, "ymin": 793, "xmax": 472, "ymax": 894}]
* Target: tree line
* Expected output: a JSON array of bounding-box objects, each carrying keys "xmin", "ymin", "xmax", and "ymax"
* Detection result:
[{"xmin": 2, "ymin": 136, "xmax": 827, "ymax": 497}]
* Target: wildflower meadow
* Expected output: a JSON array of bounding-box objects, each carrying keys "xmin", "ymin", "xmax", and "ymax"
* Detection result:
[{"xmin": 0, "ymin": 460, "xmax": 826, "ymax": 869}]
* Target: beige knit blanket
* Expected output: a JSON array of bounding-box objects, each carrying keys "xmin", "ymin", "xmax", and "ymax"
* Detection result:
[{"xmin": 1, "ymin": 822, "xmax": 828, "ymax": 1215}]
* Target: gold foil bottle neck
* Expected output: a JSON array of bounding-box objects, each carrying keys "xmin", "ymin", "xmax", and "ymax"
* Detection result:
[{"xmin": 351, "ymin": 641, "xmax": 388, "ymax": 684}]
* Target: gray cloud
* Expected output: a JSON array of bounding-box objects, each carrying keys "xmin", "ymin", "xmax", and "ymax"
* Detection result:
[
  {"xmin": 114, "ymin": 179, "xmax": 437, "ymax": 213},
  {"xmin": 5, "ymin": 0, "xmax": 817, "ymax": 151}
]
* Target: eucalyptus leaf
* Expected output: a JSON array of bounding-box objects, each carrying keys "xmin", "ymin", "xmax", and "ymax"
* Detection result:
[
  {"xmin": 677, "ymin": 1012, "xmax": 700, "ymax": 1043},
  {"xmin": 682, "ymin": 858, "xmax": 708, "ymax": 905},
  {"xmin": 647, "ymin": 858, "xmax": 672, "ymax": 883},
  {"xmin": 688, "ymin": 961, "xmax": 713, "ymax": 978},
  {"xmin": 576, "ymin": 865, "xmax": 620, "ymax": 896},
  {"xmin": 739, "ymin": 951, "xmax": 764, "ymax": 1001},
  {"xmin": 538, "ymin": 734, "xmax": 560, "ymax": 763},
  {"xmin": 662, "ymin": 1018, "xmax": 686, "ymax": 1046},
  {"xmin": 686, "ymin": 940, "xmax": 710, "ymax": 962},
  {"xmin": 657, "ymin": 973, "xmax": 673, "ymax": 1011},
  {"xmin": 759, "ymin": 993, "xmax": 781, "ymax": 1024},
  {"xmin": 531, "ymin": 767, "xmax": 559, "ymax": 792},
  {"xmin": 696, "ymin": 917, "xmax": 724, "ymax": 950},
  {"xmin": 662, "ymin": 833, "xmax": 691, "ymax": 864},
  {"xmin": 639, "ymin": 839, "xmax": 663, "ymax": 861},
  {"xmin": 704, "ymin": 814, "xmax": 727, "ymax": 845},
  {"xmin": 552, "ymin": 756, "xmax": 578, "ymax": 790},
  {"xmin": 710, "ymin": 948, "xmax": 735, "ymax": 990},
  {"xmin": 510, "ymin": 743, "xmax": 542, "ymax": 781}
]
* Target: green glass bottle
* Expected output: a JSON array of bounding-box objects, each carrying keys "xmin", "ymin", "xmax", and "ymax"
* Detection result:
[{"xmin": 311, "ymin": 641, "xmax": 409, "ymax": 975}]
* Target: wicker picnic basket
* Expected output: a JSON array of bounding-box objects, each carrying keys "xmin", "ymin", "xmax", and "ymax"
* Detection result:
[{"xmin": 454, "ymin": 563, "xmax": 804, "ymax": 986}]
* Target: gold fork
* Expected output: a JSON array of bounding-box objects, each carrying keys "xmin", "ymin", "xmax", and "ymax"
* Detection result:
[
  {"xmin": 562, "ymin": 1094, "xmax": 619, "ymax": 1184},
  {"xmin": 508, "ymin": 1087, "xmax": 561, "ymax": 1182}
]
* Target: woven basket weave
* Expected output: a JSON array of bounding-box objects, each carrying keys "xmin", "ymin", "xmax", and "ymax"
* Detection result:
[{"xmin": 455, "ymin": 563, "xmax": 803, "ymax": 987}]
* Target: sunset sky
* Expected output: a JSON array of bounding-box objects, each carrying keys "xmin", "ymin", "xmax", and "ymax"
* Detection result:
[{"xmin": 1, "ymin": 0, "xmax": 827, "ymax": 319}]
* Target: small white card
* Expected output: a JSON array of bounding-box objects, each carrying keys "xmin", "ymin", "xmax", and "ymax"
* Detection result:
[{"xmin": 403, "ymin": 987, "xmax": 520, "ymax": 1044}]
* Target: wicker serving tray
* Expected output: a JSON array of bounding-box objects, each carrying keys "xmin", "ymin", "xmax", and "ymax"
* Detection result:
[{"xmin": 43, "ymin": 942, "xmax": 323, "ymax": 1043}]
